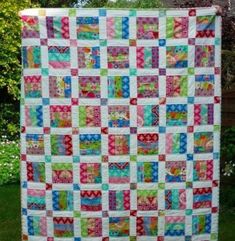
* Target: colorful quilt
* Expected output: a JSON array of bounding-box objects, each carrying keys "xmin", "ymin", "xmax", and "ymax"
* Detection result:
[{"xmin": 20, "ymin": 7, "xmax": 221, "ymax": 240}]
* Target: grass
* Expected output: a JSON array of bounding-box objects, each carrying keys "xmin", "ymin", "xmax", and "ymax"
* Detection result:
[{"xmin": 0, "ymin": 183, "xmax": 235, "ymax": 241}]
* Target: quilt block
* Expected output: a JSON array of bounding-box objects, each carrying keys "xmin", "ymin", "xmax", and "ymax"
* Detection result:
[{"xmin": 20, "ymin": 7, "xmax": 221, "ymax": 241}]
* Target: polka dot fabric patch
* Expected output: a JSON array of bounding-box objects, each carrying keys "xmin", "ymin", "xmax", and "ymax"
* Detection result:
[{"xmin": 20, "ymin": 7, "xmax": 221, "ymax": 240}]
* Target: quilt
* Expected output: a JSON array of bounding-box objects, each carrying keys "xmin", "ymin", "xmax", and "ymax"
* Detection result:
[{"xmin": 20, "ymin": 7, "xmax": 221, "ymax": 241}]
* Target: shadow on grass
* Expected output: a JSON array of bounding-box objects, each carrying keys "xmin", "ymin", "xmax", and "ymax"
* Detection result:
[{"xmin": 0, "ymin": 183, "xmax": 234, "ymax": 241}]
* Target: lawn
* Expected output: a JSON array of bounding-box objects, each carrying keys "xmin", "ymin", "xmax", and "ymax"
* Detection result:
[{"xmin": 0, "ymin": 184, "xmax": 234, "ymax": 241}]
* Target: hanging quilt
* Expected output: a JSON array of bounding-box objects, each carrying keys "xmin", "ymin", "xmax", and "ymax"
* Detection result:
[{"xmin": 20, "ymin": 7, "xmax": 221, "ymax": 240}]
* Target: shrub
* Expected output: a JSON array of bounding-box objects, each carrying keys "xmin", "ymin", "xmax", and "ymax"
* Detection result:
[{"xmin": 0, "ymin": 138, "xmax": 20, "ymax": 185}]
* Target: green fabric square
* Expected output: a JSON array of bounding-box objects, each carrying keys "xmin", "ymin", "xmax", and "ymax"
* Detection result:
[
  {"xmin": 100, "ymin": 39, "xmax": 107, "ymax": 46},
  {"xmin": 188, "ymin": 67, "xmax": 194, "ymax": 75},
  {"xmin": 158, "ymin": 183, "xmax": 165, "ymax": 189},
  {"xmin": 130, "ymin": 155, "xmax": 137, "ymax": 162},
  {"xmin": 214, "ymin": 125, "xmax": 220, "ymax": 132},
  {"xmin": 100, "ymin": 69, "xmax": 107, "ymax": 76},
  {"xmin": 130, "ymin": 68, "xmax": 137, "ymax": 76},
  {"xmin": 73, "ymin": 156, "xmax": 80, "ymax": 163},
  {"xmin": 186, "ymin": 209, "xmax": 193, "ymax": 215},
  {"xmin": 74, "ymin": 211, "xmax": 81, "ymax": 218},
  {"xmin": 102, "ymin": 183, "xmax": 109, "ymax": 190},
  {"xmin": 41, "ymin": 68, "xmax": 49, "ymax": 76},
  {"xmin": 45, "ymin": 155, "xmax": 51, "ymax": 163},
  {"xmin": 129, "ymin": 9, "xmax": 136, "ymax": 16},
  {"xmin": 21, "ymin": 98, "xmax": 25, "ymax": 105},
  {"xmin": 211, "ymin": 233, "xmax": 218, "ymax": 240},
  {"xmin": 69, "ymin": 9, "xmax": 76, "ymax": 17},
  {"xmin": 215, "ymin": 38, "xmax": 221, "ymax": 45}
]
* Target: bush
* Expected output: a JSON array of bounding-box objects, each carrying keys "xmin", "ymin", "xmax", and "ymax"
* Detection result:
[
  {"xmin": 0, "ymin": 103, "xmax": 19, "ymax": 141},
  {"xmin": 0, "ymin": 138, "xmax": 20, "ymax": 185}
]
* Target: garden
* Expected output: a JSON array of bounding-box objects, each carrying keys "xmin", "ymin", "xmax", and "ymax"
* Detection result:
[{"xmin": 0, "ymin": 0, "xmax": 235, "ymax": 240}]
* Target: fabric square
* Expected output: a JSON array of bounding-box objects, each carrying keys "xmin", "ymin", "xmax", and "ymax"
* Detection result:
[
  {"xmin": 195, "ymin": 45, "xmax": 215, "ymax": 67},
  {"xmin": 193, "ymin": 160, "xmax": 213, "ymax": 181},
  {"xmin": 27, "ymin": 216, "xmax": 47, "ymax": 236},
  {"xmin": 109, "ymin": 162, "xmax": 130, "ymax": 183},
  {"xmin": 52, "ymin": 190, "xmax": 73, "ymax": 211},
  {"xmin": 81, "ymin": 190, "xmax": 102, "ymax": 211},
  {"xmin": 194, "ymin": 132, "xmax": 213, "ymax": 153},
  {"xmin": 136, "ymin": 217, "xmax": 158, "ymax": 236},
  {"xmin": 49, "ymin": 76, "xmax": 71, "ymax": 98},
  {"xmin": 53, "ymin": 217, "xmax": 74, "ymax": 237},
  {"xmin": 196, "ymin": 16, "xmax": 215, "ymax": 38},
  {"xmin": 192, "ymin": 214, "xmax": 211, "ymax": 235},
  {"xmin": 137, "ymin": 75, "xmax": 158, "ymax": 98},
  {"xmin": 22, "ymin": 46, "xmax": 41, "ymax": 68},
  {"xmin": 26, "ymin": 134, "xmax": 44, "ymax": 155},
  {"xmin": 193, "ymin": 187, "xmax": 212, "ymax": 209},
  {"xmin": 166, "ymin": 104, "xmax": 187, "ymax": 126},
  {"xmin": 50, "ymin": 105, "xmax": 72, "ymax": 127},
  {"xmin": 79, "ymin": 134, "xmax": 101, "ymax": 155},
  {"xmin": 108, "ymin": 105, "xmax": 129, "ymax": 127},
  {"xmin": 109, "ymin": 190, "xmax": 130, "ymax": 210},
  {"xmin": 109, "ymin": 217, "xmax": 129, "ymax": 237},
  {"xmin": 21, "ymin": 16, "xmax": 40, "ymax": 38},
  {"xmin": 27, "ymin": 189, "xmax": 46, "ymax": 210},
  {"xmin": 46, "ymin": 17, "xmax": 69, "ymax": 39},
  {"xmin": 137, "ymin": 190, "xmax": 158, "ymax": 210},
  {"xmin": 137, "ymin": 17, "xmax": 158, "ymax": 39},
  {"xmin": 166, "ymin": 133, "xmax": 187, "ymax": 154},
  {"xmin": 137, "ymin": 47, "xmax": 159, "ymax": 68},
  {"xmin": 165, "ymin": 161, "xmax": 186, "ymax": 182},
  {"xmin": 25, "ymin": 105, "xmax": 43, "ymax": 127},
  {"xmin": 165, "ymin": 189, "xmax": 186, "ymax": 210},
  {"xmin": 27, "ymin": 162, "xmax": 45, "ymax": 183},
  {"xmin": 108, "ymin": 76, "xmax": 130, "ymax": 98},
  {"xmin": 166, "ymin": 17, "xmax": 188, "ymax": 38},
  {"xmin": 81, "ymin": 218, "xmax": 102, "ymax": 237},
  {"xmin": 80, "ymin": 163, "xmax": 102, "ymax": 184},
  {"xmin": 107, "ymin": 46, "xmax": 129, "ymax": 69},
  {"xmin": 79, "ymin": 106, "xmax": 101, "ymax": 127},
  {"xmin": 78, "ymin": 47, "xmax": 100, "ymax": 68},
  {"xmin": 194, "ymin": 104, "xmax": 214, "ymax": 125},
  {"xmin": 166, "ymin": 46, "xmax": 188, "ymax": 68},
  {"xmin": 137, "ymin": 105, "xmax": 159, "ymax": 127},
  {"xmin": 137, "ymin": 133, "xmax": 158, "ymax": 155},
  {"xmin": 166, "ymin": 75, "xmax": 187, "ymax": 97},
  {"xmin": 108, "ymin": 134, "xmax": 130, "ymax": 155},
  {"xmin": 79, "ymin": 76, "xmax": 100, "ymax": 98},
  {"xmin": 107, "ymin": 17, "xmax": 129, "ymax": 39},
  {"xmin": 137, "ymin": 162, "xmax": 158, "ymax": 183},
  {"xmin": 52, "ymin": 163, "xmax": 73, "ymax": 183},
  {"xmin": 48, "ymin": 46, "xmax": 70, "ymax": 68},
  {"xmin": 24, "ymin": 76, "xmax": 42, "ymax": 98},
  {"xmin": 195, "ymin": 74, "xmax": 214, "ymax": 96},
  {"xmin": 165, "ymin": 216, "xmax": 185, "ymax": 236},
  {"xmin": 51, "ymin": 135, "xmax": 73, "ymax": 155},
  {"xmin": 76, "ymin": 17, "xmax": 99, "ymax": 39}
]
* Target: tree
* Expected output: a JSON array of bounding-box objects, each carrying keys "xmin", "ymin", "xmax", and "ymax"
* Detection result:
[{"xmin": 0, "ymin": 0, "xmax": 37, "ymax": 100}]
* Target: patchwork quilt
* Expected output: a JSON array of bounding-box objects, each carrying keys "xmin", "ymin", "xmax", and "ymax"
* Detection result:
[{"xmin": 20, "ymin": 7, "xmax": 221, "ymax": 241}]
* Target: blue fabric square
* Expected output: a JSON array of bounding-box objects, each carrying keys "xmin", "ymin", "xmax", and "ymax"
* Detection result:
[
  {"xmin": 42, "ymin": 98, "xmax": 50, "ymax": 105},
  {"xmin": 99, "ymin": 9, "xmax": 106, "ymax": 16},
  {"xmin": 159, "ymin": 126, "xmax": 166, "ymax": 133}
]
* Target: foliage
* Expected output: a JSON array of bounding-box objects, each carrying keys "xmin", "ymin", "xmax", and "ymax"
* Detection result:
[
  {"xmin": 222, "ymin": 50, "xmax": 235, "ymax": 90},
  {"xmin": 0, "ymin": 138, "xmax": 20, "ymax": 185},
  {"xmin": 105, "ymin": 0, "xmax": 163, "ymax": 8},
  {"xmin": 221, "ymin": 127, "xmax": 235, "ymax": 177},
  {"xmin": 0, "ymin": 103, "xmax": 19, "ymax": 141},
  {"xmin": 32, "ymin": 0, "xmax": 77, "ymax": 7},
  {"xmin": 0, "ymin": 0, "xmax": 37, "ymax": 100}
]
